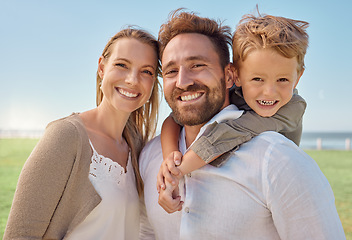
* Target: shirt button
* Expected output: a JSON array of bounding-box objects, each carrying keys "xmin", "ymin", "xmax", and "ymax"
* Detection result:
[
  {"xmin": 184, "ymin": 207, "xmax": 190, "ymax": 213},
  {"xmin": 187, "ymin": 173, "xmax": 192, "ymax": 177}
]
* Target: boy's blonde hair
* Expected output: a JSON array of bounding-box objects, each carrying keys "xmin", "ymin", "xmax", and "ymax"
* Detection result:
[{"xmin": 233, "ymin": 12, "xmax": 309, "ymax": 73}]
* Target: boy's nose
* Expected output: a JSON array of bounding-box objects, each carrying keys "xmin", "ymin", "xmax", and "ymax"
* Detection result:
[
  {"xmin": 263, "ymin": 83, "xmax": 277, "ymax": 96},
  {"xmin": 176, "ymin": 67, "xmax": 194, "ymax": 89}
]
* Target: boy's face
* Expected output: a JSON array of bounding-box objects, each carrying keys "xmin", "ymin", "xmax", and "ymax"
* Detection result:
[{"xmin": 235, "ymin": 49, "xmax": 303, "ymax": 117}]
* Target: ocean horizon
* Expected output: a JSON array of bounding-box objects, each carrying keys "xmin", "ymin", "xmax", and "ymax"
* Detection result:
[{"xmin": 1, "ymin": 130, "xmax": 351, "ymax": 150}]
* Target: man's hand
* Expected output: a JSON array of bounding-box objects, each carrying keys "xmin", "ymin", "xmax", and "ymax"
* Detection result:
[{"xmin": 156, "ymin": 151, "xmax": 183, "ymax": 193}]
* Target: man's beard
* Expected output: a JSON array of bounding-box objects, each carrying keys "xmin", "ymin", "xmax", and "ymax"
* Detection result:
[{"xmin": 165, "ymin": 78, "xmax": 226, "ymax": 126}]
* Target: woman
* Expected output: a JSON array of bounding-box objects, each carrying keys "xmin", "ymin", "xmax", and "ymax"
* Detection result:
[{"xmin": 3, "ymin": 27, "xmax": 160, "ymax": 239}]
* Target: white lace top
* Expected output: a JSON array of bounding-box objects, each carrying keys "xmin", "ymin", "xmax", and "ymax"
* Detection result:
[{"xmin": 66, "ymin": 141, "xmax": 139, "ymax": 240}]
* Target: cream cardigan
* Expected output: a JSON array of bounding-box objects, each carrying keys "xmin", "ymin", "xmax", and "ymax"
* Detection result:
[{"xmin": 4, "ymin": 114, "xmax": 102, "ymax": 239}]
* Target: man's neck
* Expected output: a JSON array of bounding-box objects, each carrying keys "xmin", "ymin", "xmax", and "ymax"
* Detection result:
[
  {"xmin": 183, "ymin": 102, "xmax": 231, "ymax": 148},
  {"xmin": 183, "ymin": 124, "xmax": 204, "ymax": 149}
]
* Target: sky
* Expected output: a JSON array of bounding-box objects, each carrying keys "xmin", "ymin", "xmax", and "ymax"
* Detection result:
[{"xmin": 1, "ymin": 0, "xmax": 351, "ymax": 133}]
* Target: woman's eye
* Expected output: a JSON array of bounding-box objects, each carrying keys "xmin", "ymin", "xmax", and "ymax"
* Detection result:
[
  {"xmin": 143, "ymin": 70, "xmax": 154, "ymax": 76},
  {"xmin": 116, "ymin": 63, "xmax": 127, "ymax": 68}
]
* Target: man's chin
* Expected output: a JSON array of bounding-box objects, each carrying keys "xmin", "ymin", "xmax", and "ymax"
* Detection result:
[{"xmin": 172, "ymin": 110, "xmax": 210, "ymax": 126}]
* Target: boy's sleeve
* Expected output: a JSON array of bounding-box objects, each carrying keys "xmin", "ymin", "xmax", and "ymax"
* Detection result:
[{"xmin": 190, "ymin": 89, "xmax": 306, "ymax": 164}]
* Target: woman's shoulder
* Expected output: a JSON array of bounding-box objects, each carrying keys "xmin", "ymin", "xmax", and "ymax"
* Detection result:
[
  {"xmin": 46, "ymin": 113, "xmax": 84, "ymax": 133},
  {"xmin": 43, "ymin": 113, "xmax": 88, "ymax": 145}
]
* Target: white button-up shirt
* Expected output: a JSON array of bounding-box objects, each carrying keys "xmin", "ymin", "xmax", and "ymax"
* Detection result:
[{"xmin": 139, "ymin": 105, "xmax": 345, "ymax": 240}]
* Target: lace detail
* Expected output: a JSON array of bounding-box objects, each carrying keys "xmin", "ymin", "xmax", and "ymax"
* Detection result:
[{"xmin": 88, "ymin": 140, "xmax": 130, "ymax": 185}]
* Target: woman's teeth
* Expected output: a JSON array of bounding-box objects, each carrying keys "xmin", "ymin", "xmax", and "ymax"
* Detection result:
[
  {"xmin": 258, "ymin": 100, "xmax": 276, "ymax": 106},
  {"xmin": 181, "ymin": 93, "xmax": 201, "ymax": 101},
  {"xmin": 118, "ymin": 88, "xmax": 138, "ymax": 98}
]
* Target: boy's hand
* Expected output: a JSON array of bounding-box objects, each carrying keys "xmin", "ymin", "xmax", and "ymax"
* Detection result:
[
  {"xmin": 158, "ymin": 181, "xmax": 183, "ymax": 213},
  {"xmin": 157, "ymin": 151, "xmax": 183, "ymax": 193}
]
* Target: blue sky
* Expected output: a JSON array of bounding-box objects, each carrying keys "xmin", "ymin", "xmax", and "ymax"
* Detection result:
[{"xmin": 1, "ymin": 0, "xmax": 351, "ymax": 132}]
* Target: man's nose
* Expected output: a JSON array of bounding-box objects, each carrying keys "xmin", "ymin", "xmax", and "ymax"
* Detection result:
[{"xmin": 176, "ymin": 67, "xmax": 194, "ymax": 89}]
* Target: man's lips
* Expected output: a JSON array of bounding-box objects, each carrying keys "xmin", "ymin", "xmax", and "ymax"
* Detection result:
[{"xmin": 179, "ymin": 92, "xmax": 203, "ymax": 102}]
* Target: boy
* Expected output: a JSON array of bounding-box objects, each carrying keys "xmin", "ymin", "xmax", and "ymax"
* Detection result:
[{"xmin": 157, "ymin": 12, "xmax": 308, "ymax": 196}]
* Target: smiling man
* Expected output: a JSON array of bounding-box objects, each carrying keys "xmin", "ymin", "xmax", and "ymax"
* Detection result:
[{"xmin": 139, "ymin": 9, "xmax": 345, "ymax": 240}]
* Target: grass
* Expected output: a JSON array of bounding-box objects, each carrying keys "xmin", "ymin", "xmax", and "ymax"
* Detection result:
[
  {"xmin": 0, "ymin": 139, "xmax": 351, "ymax": 238},
  {"xmin": 0, "ymin": 138, "xmax": 39, "ymax": 238},
  {"xmin": 305, "ymin": 150, "xmax": 352, "ymax": 238}
]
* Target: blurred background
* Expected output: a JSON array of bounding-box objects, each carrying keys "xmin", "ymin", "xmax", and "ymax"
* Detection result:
[{"xmin": 1, "ymin": 0, "xmax": 351, "ymax": 148}]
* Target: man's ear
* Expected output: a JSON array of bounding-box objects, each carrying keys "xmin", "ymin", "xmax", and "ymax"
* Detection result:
[
  {"xmin": 294, "ymin": 69, "xmax": 305, "ymax": 88},
  {"xmin": 224, "ymin": 63, "xmax": 235, "ymax": 89},
  {"xmin": 98, "ymin": 56, "xmax": 105, "ymax": 79}
]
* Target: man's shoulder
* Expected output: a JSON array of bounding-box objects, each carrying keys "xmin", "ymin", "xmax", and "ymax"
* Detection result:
[
  {"xmin": 139, "ymin": 135, "xmax": 162, "ymax": 173},
  {"xmin": 252, "ymin": 131, "xmax": 296, "ymax": 146},
  {"xmin": 142, "ymin": 135, "xmax": 162, "ymax": 155}
]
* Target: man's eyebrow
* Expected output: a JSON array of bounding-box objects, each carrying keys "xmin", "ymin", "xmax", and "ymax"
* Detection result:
[
  {"xmin": 162, "ymin": 61, "xmax": 176, "ymax": 71},
  {"xmin": 162, "ymin": 55, "xmax": 210, "ymax": 71},
  {"xmin": 186, "ymin": 55, "xmax": 210, "ymax": 62}
]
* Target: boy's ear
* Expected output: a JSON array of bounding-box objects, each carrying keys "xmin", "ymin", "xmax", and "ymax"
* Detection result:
[
  {"xmin": 224, "ymin": 63, "xmax": 235, "ymax": 89},
  {"xmin": 98, "ymin": 56, "xmax": 105, "ymax": 79},
  {"xmin": 294, "ymin": 69, "xmax": 305, "ymax": 88},
  {"xmin": 232, "ymin": 67, "xmax": 241, "ymax": 87}
]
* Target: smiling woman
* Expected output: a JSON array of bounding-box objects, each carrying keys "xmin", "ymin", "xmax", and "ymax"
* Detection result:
[{"xmin": 3, "ymin": 27, "xmax": 160, "ymax": 240}]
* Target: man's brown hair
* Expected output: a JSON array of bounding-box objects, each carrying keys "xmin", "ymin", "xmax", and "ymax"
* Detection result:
[{"xmin": 158, "ymin": 8, "xmax": 232, "ymax": 69}]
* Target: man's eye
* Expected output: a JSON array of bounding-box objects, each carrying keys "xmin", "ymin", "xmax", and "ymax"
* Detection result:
[
  {"xmin": 164, "ymin": 69, "xmax": 178, "ymax": 75},
  {"xmin": 192, "ymin": 64, "xmax": 206, "ymax": 68}
]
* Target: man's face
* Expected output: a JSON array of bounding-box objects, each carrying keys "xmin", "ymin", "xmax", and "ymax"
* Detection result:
[{"xmin": 162, "ymin": 33, "xmax": 232, "ymax": 126}]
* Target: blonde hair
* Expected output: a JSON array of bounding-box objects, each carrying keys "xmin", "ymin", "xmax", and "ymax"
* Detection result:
[
  {"xmin": 158, "ymin": 8, "xmax": 232, "ymax": 69},
  {"xmin": 96, "ymin": 27, "xmax": 161, "ymax": 195},
  {"xmin": 233, "ymin": 11, "xmax": 309, "ymax": 73}
]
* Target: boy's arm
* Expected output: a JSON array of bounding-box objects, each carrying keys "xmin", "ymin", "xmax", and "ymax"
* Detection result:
[
  {"xmin": 160, "ymin": 114, "xmax": 181, "ymax": 160},
  {"xmin": 190, "ymin": 90, "xmax": 306, "ymax": 164}
]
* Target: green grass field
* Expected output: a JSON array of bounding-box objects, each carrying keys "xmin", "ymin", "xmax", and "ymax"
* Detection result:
[{"xmin": 0, "ymin": 139, "xmax": 351, "ymax": 238}]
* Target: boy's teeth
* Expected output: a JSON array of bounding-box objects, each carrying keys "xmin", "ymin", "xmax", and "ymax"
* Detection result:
[
  {"xmin": 118, "ymin": 88, "xmax": 138, "ymax": 98},
  {"xmin": 258, "ymin": 100, "xmax": 275, "ymax": 105},
  {"xmin": 181, "ymin": 93, "xmax": 201, "ymax": 101}
]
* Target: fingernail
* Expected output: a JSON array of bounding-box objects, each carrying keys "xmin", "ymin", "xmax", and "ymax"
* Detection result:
[{"xmin": 175, "ymin": 160, "xmax": 181, "ymax": 165}]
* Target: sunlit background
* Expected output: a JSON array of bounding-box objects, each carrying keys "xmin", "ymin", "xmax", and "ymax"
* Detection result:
[{"xmin": 1, "ymin": 0, "xmax": 351, "ymax": 137}]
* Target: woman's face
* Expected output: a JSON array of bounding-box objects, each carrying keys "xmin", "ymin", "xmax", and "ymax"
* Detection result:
[{"xmin": 99, "ymin": 38, "xmax": 158, "ymax": 114}]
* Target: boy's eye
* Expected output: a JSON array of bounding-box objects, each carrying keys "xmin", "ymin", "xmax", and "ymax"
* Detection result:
[
  {"xmin": 252, "ymin": 77, "xmax": 263, "ymax": 82},
  {"xmin": 278, "ymin": 78, "xmax": 289, "ymax": 82}
]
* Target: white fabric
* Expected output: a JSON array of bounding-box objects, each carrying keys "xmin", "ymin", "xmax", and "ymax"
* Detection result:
[
  {"xmin": 67, "ymin": 141, "xmax": 139, "ymax": 240},
  {"xmin": 139, "ymin": 104, "xmax": 345, "ymax": 240}
]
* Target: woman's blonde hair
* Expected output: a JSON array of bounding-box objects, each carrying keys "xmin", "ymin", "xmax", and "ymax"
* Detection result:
[
  {"xmin": 233, "ymin": 11, "xmax": 309, "ymax": 73},
  {"xmin": 96, "ymin": 27, "xmax": 161, "ymax": 195}
]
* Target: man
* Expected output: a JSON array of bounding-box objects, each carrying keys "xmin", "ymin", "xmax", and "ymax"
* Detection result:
[{"xmin": 139, "ymin": 9, "xmax": 345, "ymax": 239}]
